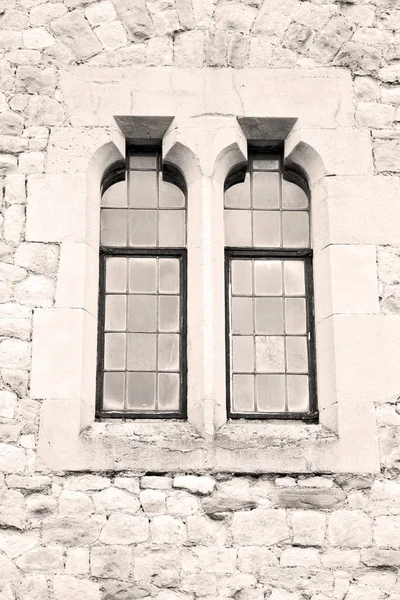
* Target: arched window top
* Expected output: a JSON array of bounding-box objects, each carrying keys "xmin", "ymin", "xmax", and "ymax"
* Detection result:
[
  {"xmin": 100, "ymin": 148, "xmax": 187, "ymax": 248},
  {"xmin": 224, "ymin": 151, "xmax": 310, "ymax": 249}
]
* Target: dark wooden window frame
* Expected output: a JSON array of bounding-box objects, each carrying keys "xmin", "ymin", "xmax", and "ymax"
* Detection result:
[
  {"xmin": 225, "ymin": 247, "xmax": 318, "ymax": 423},
  {"xmin": 96, "ymin": 247, "xmax": 188, "ymax": 420}
]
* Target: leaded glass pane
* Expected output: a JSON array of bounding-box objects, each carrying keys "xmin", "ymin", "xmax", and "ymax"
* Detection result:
[
  {"xmin": 252, "ymin": 172, "xmax": 280, "ymax": 209},
  {"xmin": 233, "ymin": 374, "xmax": 254, "ymax": 412},
  {"xmin": 129, "ymin": 171, "xmax": 158, "ymax": 208}
]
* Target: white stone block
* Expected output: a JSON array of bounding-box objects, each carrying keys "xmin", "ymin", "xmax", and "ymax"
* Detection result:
[
  {"xmin": 314, "ymin": 245, "xmax": 379, "ymax": 323},
  {"xmin": 26, "ymin": 174, "xmax": 88, "ymax": 244},
  {"xmin": 31, "ymin": 308, "xmax": 95, "ymax": 401},
  {"xmin": 55, "ymin": 243, "xmax": 98, "ymax": 316},
  {"xmin": 173, "ymin": 474, "xmax": 215, "ymax": 495}
]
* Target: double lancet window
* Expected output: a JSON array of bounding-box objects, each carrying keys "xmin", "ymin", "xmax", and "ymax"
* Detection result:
[{"xmin": 97, "ymin": 146, "xmax": 316, "ymax": 421}]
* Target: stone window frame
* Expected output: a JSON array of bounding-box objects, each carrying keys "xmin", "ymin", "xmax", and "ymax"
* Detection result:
[{"xmin": 30, "ymin": 67, "xmax": 382, "ymax": 474}]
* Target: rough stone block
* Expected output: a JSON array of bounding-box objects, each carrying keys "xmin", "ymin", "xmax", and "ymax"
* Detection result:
[
  {"xmin": 99, "ymin": 513, "xmax": 149, "ymax": 544},
  {"xmin": 112, "ymin": 0, "xmax": 154, "ymax": 41},
  {"xmin": 139, "ymin": 489, "xmax": 166, "ymax": 514},
  {"xmin": 150, "ymin": 515, "xmax": 186, "ymax": 545},
  {"xmin": 91, "ymin": 545, "xmax": 132, "ymax": 579},
  {"xmin": 182, "ymin": 546, "xmax": 237, "ymax": 574},
  {"xmin": 374, "ymin": 516, "xmax": 400, "ymax": 549},
  {"xmin": 356, "ymin": 103, "xmax": 394, "ymax": 128},
  {"xmin": 328, "ymin": 510, "xmax": 372, "ymax": 547},
  {"xmin": 42, "ymin": 517, "xmax": 102, "ymax": 547},
  {"xmin": 53, "ymin": 575, "xmax": 100, "ymax": 600},
  {"xmin": 133, "ymin": 547, "xmax": 180, "ymax": 584},
  {"xmin": 26, "ymin": 494, "xmax": 57, "ymax": 518},
  {"xmin": 55, "ymin": 243, "xmax": 98, "ymax": 316},
  {"xmin": 232, "ymin": 509, "xmax": 289, "ymax": 546},
  {"xmin": 187, "ymin": 515, "xmax": 228, "ymax": 546},
  {"xmin": 0, "ymin": 555, "xmax": 20, "ymax": 582},
  {"xmin": 15, "ymin": 275, "xmax": 54, "ymax": 308},
  {"xmin": 16, "ymin": 547, "xmax": 63, "ymax": 572},
  {"xmin": 50, "ymin": 10, "xmax": 102, "ymax": 59},
  {"xmin": 0, "ymin": 391, "xmax": 17, "ymax": 421},
  {"xmin": 0, "ymin": 488, "xmax": 26, "ymax": 529},
  {"xmin": 321, "ymin": 549, "xmax": 360, "ymax": 568},
  {"xmin": 93, "ymin": 487, "xmax": 140, "ymax": 514},
  {"xmin": 374, "ymin": 139, "xmax": 400, "ymax": 172},
  {"xmin": 65, "ymin": 475, "xmax": 110, "ymax": 491},
  {"xmin": 0, "ymin": 530, "xmax": 39, "ymax": 560},
  {"xmin": 280, "ymin": 548, "xmax": 320, "ymax": 567},
  {"xmin": 361, "ymin": 548, "xmax": 400, "ymax": 566},
  {"xmin": 59, "ymin": 490, "xmax": 94, "ymax": 517},
  {"xmin": 15, "ymin": 243, "xmax": 59, "ymax": 276},
  {"xmin": 65, "ymin": 548, "xmax": 89, "ymax": 574},
  {"xmin": 277, "ymin": 488, "xmax": 346, "ymax": 510},
  {"xmin": 290, "ymin": 510, "xmax": 326, "ymax": 546},
  {"xmin": 173, "ymin": 475, "xmax": 216, "ymax": 496}
]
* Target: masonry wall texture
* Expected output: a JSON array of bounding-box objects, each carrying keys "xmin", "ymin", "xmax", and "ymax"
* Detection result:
[{"xmin": 1, "ymin": 0, "xmax": 400, "ymax": 598}]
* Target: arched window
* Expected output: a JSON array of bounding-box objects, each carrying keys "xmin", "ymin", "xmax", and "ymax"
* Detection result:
[
  {"xmin": 224, "ymin": 150, "xmax": 317, "ymax": 420},
  {"xmin": 96, "ymin": 148, "xmax": 187, "ymax": 419}
]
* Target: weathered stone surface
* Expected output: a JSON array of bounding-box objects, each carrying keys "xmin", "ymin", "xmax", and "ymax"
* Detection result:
[
  {"xmin": 0, "ymin": 555, "xmax": 20, "ymax": 582},
  {"xmin": 85, "ymin": 2, "xmax": 117, "ymax": 27},
  {"xmin": 0, "ymin": 390, "xmax": 17, "ymax": 421},
  {"xmin": 309, "ymin": 16, "xmax": 353, "ymax": 63},
  {"xmin": 328, "ymin": 510, "xmax": 372, "ymax": 548},
  {"xmin": 0, "ymin": 488, "xmax": 26, "ymax": 529},
  {"xmin": 100, "ymin": 513, "xmax": 149, "ymax": 544},
  {"xmin": 321, "ymin": 549, "xmax": 360, "ymax": 568},
  {"xmin": 335, "ymin": 475, "xmax": 372, "ymax": 491},
  {"xmin": 259, "ymin": 566, "xmax": 334, "ymax": 595},
  {"xmin": 374, "ymin": 516, "xmax": 400, "ymax": 549},
  {"xmin": 0, "ymin": 155, "xmax": 17, "ymax": 175},
  {"xmin": 174, "ymin": 30, "xmax": 204, "ymax": 67},
  {"xmin": 151, "ymin": 515, "xmax": 186, "ymax": 545},
  {"xmin": 95, "ymin": 20, "xmax": 128, "ymax": 51},
  {"xmin": 361, "ymin": 548, "xmax": 400, "ymax": 566},
  {"xmin": 27, "ymin": 96, "xmax": 64, "ymax": 126},
  {"xmin": 237, "ymin": 546, "xmax": 279, "ymax": 573},
  {"xmin": 65, "ymin": 474, "xmax": 110, "ymax": 491},
  {"xmin": 290, "ymin": 510, "xmax": 326, "ymax": 546},
  {"xmin": 93, "ymin": 487, "xmax": 140, "ymax": 514},
  {"xmin": 374, "ymin": 139, "xmax": 400, "ymax": 172},
  {"xmin": 15, "ymin": 243, "xmax": 58, "ymax": 276},
  {"xmin": 113, "ymin": 0, "xmax": 154, "ymax": 41},
  {"xmin": 91, "ymin": 546, "xmax": 131, "ymax": 579},
  {"xmin": 42, "ymin": 517, "xmax": 102, "ymax": 546},
  {"xmin": 166, "ymin": 490, "xmax": 199, "ymax": 515},
  {"xmin": 59, "ymin": 490, "xmax": 94, "ymax": 517},
  {"xmin": 7, "ymin": 475, "xmax": 50, "ymax": 490},
  {"xmin": 30, "ymin": 3, "xmax": 68, "ymax": 26},
  {"xmin": 16, "ymin": 67, "xmax": 56, "ymax": 95},
  {"xmin": 26, "ymin": 494, "xmax": 57, "ymax": 518},
  {"xmin": 277, "ymin": 488, "xmax": 346, "ymax": 510},
  {"xmin": 0, "ymin": 425, "xmax": 21, "ymax": 443},
  {"xmin": 15, "ymin": 275, "xmax": 54, "ymax": 307},
  {"xmin": 101, "ymin": 581, "xmax": 151, "ymax": 600},
  {"xmin": 133, "ymin": 547, "xmax": 180, "ymax": 584},
  {"xmin": 173, "ymin": 474, "xmax": 216, "ymax": 495},
  {"xmin": 356, "ymin": 103, "xmax": 394, "ymax": 128},
  {"xmin": 50, "ymin": 10, "xmax": 102, "ymax": 59},
  {"xmin": 16, "ymin": 547, "xmax": 63, "ymax": 572},
  {"xmin": 187, "ymin": 515, "xmax": 228, "ymax": 546},
  {"xmin": 114, "ymin": 477, "xmax": 139, "ymax": 494},
  {"xmin": 140, "ymin": 475, "xmax": 172, "ymax": 490},
  {"xmin": 22, "ymin": 27, "xmax": 55, "ymax": 49},
  {"xmin": 0, "ymin": 112, "xmax": 24, "ymax": 136},
  {"xmin": 280, "ymin": 547, "xmax": 320, "ymax": 567},
  {"xmin": 65, "ymin": 548, "xmax": 89, "ymax": 575},
  {"xmin": 18, "ymin": 575, "xmax": 48, "ymax": 600},
  {"xmin": 233, "ymin": 509, "xmax": 289, "ymax": 546},
  {"xmin": 53, "ymin": 575, "xmax": 99, "ymax": 600},
  {"xmin": 139, "ymin": 489, "xmax": 166, "ymax": 514},
  {"xmin": 215, "ymin": 0, "xmax": 257, "ymax": 34},
  {"xmin": 0, "ymin": 443, "xmax": 26, "ymax": 474}
]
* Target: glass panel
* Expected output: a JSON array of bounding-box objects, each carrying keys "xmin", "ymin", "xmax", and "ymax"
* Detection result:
[
  {"xmin": 128, "ymin": 257, "xmax": 157, "ymax": 293},
  {"xmin": 287, "ymin": 374, "xmax": 309, "ymax": 412},
  {"xmin": 252, "ymin": 172, "xmax": 280, "ymax": 209},
  {"xmin": 256, "ymin": 375, "xmax": 285, "ymax": 412},
  {"xmin": 158, "ymin": 373, "xmax": 180, "ymax": 410},
  {"xmin": 284, "ymin": 261, "xmax": 305, "ymax": 296},
  {"xmin": 126, "ymin": 372, "xmax": 156, "ymax": 410},
  {"xmin": 286, "ymin": 336, "xmax": 308, "ymax": 373},
  {"xmin": 159, "ymin": 258, "xmax": 179, "ymax": 294},
  {"xmin": 158, "ymin": 334, "xmax": 180, "ymax": 371},
  {"xmin": 106, "ymin": 257, "xmax": 127, "ymax": 293},
  {"xmin": 105, "ymin": 295, "xmax": 126, "ymax": 331},
  {"xmin": 254, "ymin": 260, "xmax": 282, "ymax": 296},
  {"xmin": 128, "ymin": 210, "xmax": 157, "ymax": 247},
  {"xmin": 282, "ymin": 180, "xmax": 308, "ymax": 209},
  {"xmin": 285, "ymin": 298, "xmax": 306, "ymax": 334},
  {"xmin": 252, "ymin": 155, "xmax": 280, "ymax": 170},
  {"xmin": 231, "ymin": 297, "xmax": 253, "ymax": 334},
  {"xmin": 103, "ymin": 372, "xmax": 125, "ymax": 411},
  {"xmin": 159, "ymin": 296, "xmax": 180, "ymax": 332},
  {"xmin": 282, "ymin": 211, "xmax": 309, "ymax": 247},
  {"xmin": 159, "ymin": 177, "xmax": 185, "ymax": 208},
  {"xmin": 232, "ymin": 335, "xmax": 254, "ymax": 373},
  {"xmin": 129, "ymin": 171, "xmax": 157, "ymax": 208},
  {"xmin": 224, "ymin": 210, "xmax": 252, "ymax": 246},
  {"xmin": 101, "ymin": 180, "xmax": 127, "ymax": 207},
  {"xmin": 159, "ymin": 210, "xmax": 185, "ymax": 247},
  {"xmin": 129, "ymin": 153, "xmax": 157, "ymax": 170},
  {"xmin": 101, "ymin": 209, "xmax": 127, "ymax": 246},
  {"xmin": 127, "ymin": 333, "xmax": 156, "ymax": 370},
  {"xmin": 104, "ymin": 333, "xmax": 126, "ymax": 370},
  {"xmin": 127, "ymin": 295, "xmax": 157, "ymax": 332},
  {"xmin": 254, "ymin": 298, "xmax": 283, "ymax": 334},
  {"xmin": 224, "ymin": 175, "xmax": 250, "ymax": 209},
  {"xmin": 255, "ymin": 336, "xmax": 285, "ymax": 373},
  {"xmin": 253, "ymin": 211, "xmax": 280, "ymax": 247},
  {"xmin": 232, "ymin": 374, "xmax": 254, "ymax": 412},
  {"xmin": 231, "ymin": 260, "xmax": 252, "ymax": 296}
]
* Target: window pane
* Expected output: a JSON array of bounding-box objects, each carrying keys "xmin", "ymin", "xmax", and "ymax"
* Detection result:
[
  {"xmin": 232, "ymin": 374, "xmax": 254, "ymax": 412},
  {"xmin": 127, "ymin": 333, "xmax": 156, "ymax": 370},
  {"xmin": 282, "ymin": 211, "xmax": 309, "ymax": 247},
  {"xmin": 159, "ymin": 296, "xmax": 180, "ymax": 332},
  {"xmin": 103, "ymin": 372, "xmax": 125, "ymax": 411},
  {"xmin": 286, "ymin": 336, "xmax": 308, "ymax": 373},
  {"xmin": 255, "ymin": 298, "xmax": 283, "ymax": 334},
  {"xmin": 224, "ymin": 176, "xmax": 250, "ymax": 209},
  {"xmin": 282, "ymin": 179, "xmax": 308, "ymax": 209},
  {"xmin": 159, "ymin": 177, "xmax": 185, "ymax": 208},
  {"xmin": 254, "ymin": 260, "xmax": 282, "ymax": 296},
  {"xmin": 128, "ymin": 210, "xmax": 157, "ymax": 247},
  {"xmin": 255, "ymin": 336, "xmax": 285, "ymax": 373},
  {"xmin": 106, "ymin": 257, "xmax": 127, "ymax": 293},
  {"xmin": 104, "ymin": 333, "xmax": 126, "ymax": 370},
  {"xmin": 126, "ymin": 372, "xmax": 156, "ymax": 410},
  {"xmin": 128, "ymin": 295, "xmax": 157, "ymax": 332},
  {"xmin": 253, "ymin": 211, "xmax": 280, "ymax": 247},
  {"xmin": 105, "ymin": 295, "xmax": 126, "ymax": 331},
  {"xmin": 101, "ymin": 209, "xmax": 127, "ymax": 246},
  {"xmin": 231, "ymin": 260, "xmax": 252, "ymax": 296},
  {"xmin": 287, "ymin": 375, "xmax": 309, "ymax": 412},
  {"xmin": 101, "ymin": 180, "xmax": 127, "ymax": 207},
  {"xmin": 159, "ymin": 210, "xmax": 185, "ymax": 247},
  {"xmin": 159, "ymin": 259, "xmax": 179, "ymax": 294},
  {"xmin": 224, "ymin": 210, "xmax": 252, "ymax": 246},
  {"xmin": 285, "ymin": 298, "xmax": 306, "ymax": 334},
  {"xmin": 128, "ymin": 258, "xmax": 157, "ymax": 293},
  {"xmin": 231, "ymin": 297, "xmax": 253, "ymax": 334},
  {"xmin": 158, "ymin": 373, "xmax": 180, "ymax": 410},
  {"xmin": 256, "ymin": 375, "xmax": 285, "ymax": 412},
  {"xmin": 158, "ymin": 334, "xmax": 180, "ymax": 371},
  {"xmin": 232, "ymin": 335, "xmax": 254, "ymax": 373},
  {"xmin": 129, "ymin": 171, "xmax": 157, "ymax": 208},
  {"xmin": 284, "ymin": 261, "xmax": 305, "ymax": 296},
  {"xmin": 252, "ymin": 172, "xmax": 280, "ymax": 209}
]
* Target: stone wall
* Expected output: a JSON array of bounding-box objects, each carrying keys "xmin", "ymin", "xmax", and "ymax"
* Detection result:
[{"xmin": 1, "ymin": 0, "xmax": 400, "ymax": 598}]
